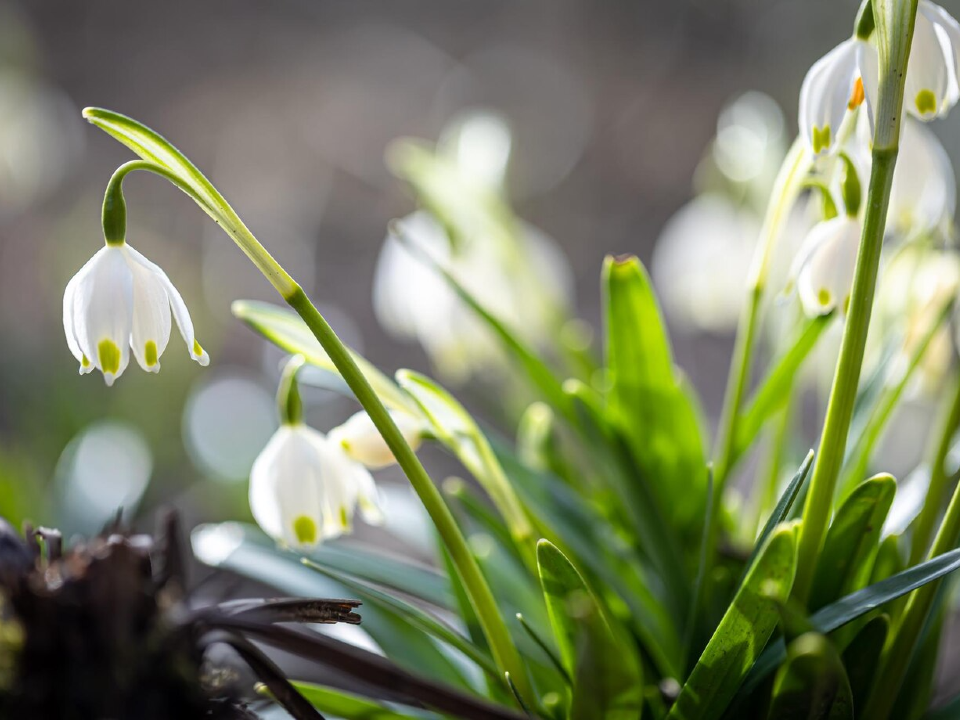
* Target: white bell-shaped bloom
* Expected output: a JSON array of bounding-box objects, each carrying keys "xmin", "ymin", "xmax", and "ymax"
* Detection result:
[
  {"xmin": 799, "ymin": 38, "xmax": 878, "ymax": 156},
  {"xmin": 792, "ymin": 215, "xmax": 862, "ymax": 317},
  {"xmin": 904, "ymin": 1, "xmax": 960, "ymax": 120},
  {"xmin": 63, "ymin": 243, "xmax": 209, "ymax": 386},
  {"xmin": 374, "ymin": 211, "xmax": 572, "ymax": 382},
  {"xmin": 328, "ymin": 410, "xmax": 424, "ymax": 470},
  {"xmin": 889, "ymin": 119, "xmax": 956, "ymax": 234},
  {"xmin": 249, "ymin": 423, "xmax": 384, "ymax": 549}
]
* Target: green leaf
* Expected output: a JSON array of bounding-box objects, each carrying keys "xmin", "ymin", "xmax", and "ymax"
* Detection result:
[
  {"xmin": 287, "ymin": 682, "xmax": 437, "ymax": 719},
  {"xmin": 926, "ymin": 694, "xmax": 960, "ymax": 719},
  {"xmin": 537, "ymin": 540, "xmax": 644, "ymax": 720},
  {"xmin": 232, "ymin": 300, "xmax": 415, "ymax": 413},
  {"xmin": 739, "ymin": 451, "xmax": 814, "ymax": 588},
  {"xmin": 840, "ymin": 614, "xmax": 888, "ymax": 715},
  {"xmin": 734, "ymin": 316, "xmax": 834, "ymax": 461},
  {"xmin": 810, "ymin": 474, "xmax": 896, "ymax": 610},
  {"xmin": 767, "ymin": 633, "xmax": 853, "ymax": 720},
  {"xmin": 731, "ymin": 546, "xmax": 960, "ymax": 710},
  {"xmin": 395, "ymin": 369, "xmax": 536, "ymax": 564},
  {"xmin": 301, "ymin": 557, "xmax": 500, "ymax": 679},
  {"xmin": 668, "ymin": 524, "xmax": 799, "ymax": 720},
  {"xmin": 602, "ymin": 255, "xmax": 707, "ymax": 529}
]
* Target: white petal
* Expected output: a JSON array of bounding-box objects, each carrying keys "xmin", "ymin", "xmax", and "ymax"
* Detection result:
[
  {"xmin": 122, "ymin": 246, "xmax": 172, "ymax": 373},
  {"xmin": 63, "ymin": 253, "xmax": 100, "ymax": 373},
  {"xmin": 328, "ymin": 410, "xmax": 424, "ymax": 470},
  {"xmin": 797, "ymin": 217, "xmax": 861, "ymax": 317},
  {"xmin": 124, "ymin": 244, "xmax": 209, "ymax": 366},
  {"xmin": 72, "ymin": 246, "xmax": 133, "ymax": 386},
  {"xmin": 906, "ymin": 5, "xmax": 953, "ymax": 119},
  {"xmin": 919, "ymin": 1, "xmax": 960, "ymax": 107},
  {"xmin": 799, "ymin": 39, "xmax": 863, "ymax": 156},
  {"xmin": 857, "ymin": 42, "xmax": 880, "ymax": 134},
  {"xmin": 249, "ymin": 425, "xmax": 327, "ymax": 548}
]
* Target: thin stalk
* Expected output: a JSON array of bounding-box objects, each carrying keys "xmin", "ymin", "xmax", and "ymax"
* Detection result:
[
  {"xmin": 793, "ymin": 0, "xmax": 919, "ymax": 603},
  {"xmin": 101, "ymin": 161, "xmax": 533, "ymax": 707},
  {"xmin": 714, "ymin": 137, "xmax": 810, "ymax": 491}
]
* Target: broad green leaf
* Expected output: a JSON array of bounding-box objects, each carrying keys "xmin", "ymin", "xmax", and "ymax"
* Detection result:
[
  {"xmin": 810, "ymin": 474, "xmax": 896, "ymax": 610},
  {"xmin": 735, "ymin": 315, "xmax": 834, "ymax": 461},
  {"xmin": 288, "ymin": 682, "xmax": 437, "ymax": 719},
  {"xmin": 731, "ymin": 546, "xmax": 960, "ymax": 710},
  {"xmin": 190, "ymin": 524, "xmax": 472, "ymax": 690},
  {"xmin": 889, "ymin": 606, "xmax": 942, "ymax": 720},
  {"xmin": 768, "ymin": 633, "xmax": 853, "ymax": 720},
  {"xmin": 537, "ymin": 540, "xmax": 644, "ymax": 720},
  {"xmin": 668, "ymin": 524, "xmax": 799, "ymax": 720},
  {"xmin": 602, "ymin": 255, "xmax": 707, "ymax": 531},
  {"xmin": 232, "ymin": 300, "xmax": 415, "ymax": 413},
  {"xmin": 683, "ymin": 471, "xmax": 715, "ymax": 673},
  {"xmin": 840, "ymin": 614, "xmax": 888, "ymax": 715},
  {"xmin": 739, "ymin": 451, "xmax": 814, "ymax": 588},
  {"xmin": 192, "ymin": 523, "xmax": 452, "ymax": 608},
  {"xmin": 493, "ymin": 435, "xmax": 683, "ymax": 679},
  {"xmin": 396, "ymin": 369, "xmax": 535, "ymax": 563},
  {"xmin": 301, "ymin": 557, "xmax": 500, "ymax": 679}
]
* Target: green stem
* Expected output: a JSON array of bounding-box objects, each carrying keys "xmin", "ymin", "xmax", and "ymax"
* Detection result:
[
  {"xmin": 103, "ymin": 160, "xmax": 533, "ymax": 707},
  {"xmin": 714, "ymin": 137, "xmax": 810, "ymax": 491},
  {"xmin": 793, "ymin": 0, "xmax": 919, "ymax": 604},
  {"xmin": 910, "ymin": 375, "xmax": 960, "ymax": 564}
]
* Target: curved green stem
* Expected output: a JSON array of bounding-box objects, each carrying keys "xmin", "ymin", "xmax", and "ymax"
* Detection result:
[
  {"xmin": 714, "ymin": 137, "xmax": 810, "ymax": 491},
  {"xmin": 793, "ymin": 0, "xmax": 920, "ymax": 604},
  {"xmin": 97, "ymin": 155, "xmax": 533, "ymax": 707}
]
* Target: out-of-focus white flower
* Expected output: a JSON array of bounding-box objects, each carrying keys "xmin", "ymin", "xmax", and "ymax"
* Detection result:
[
  {"xmin": 249, "ymin": 423, "xmax": 384, "ymax": 549},
  {"xmin": 651, "ymin": 195, "xmax": 760, "ymax": 333},
  {"xmin": 374, "ymin": 211, "xmax": 571, "ymax": 382},
  {"xmin": 712, "ymin": 92, "xmax": 786, "ymax": 192},
  {"xmin": 63, "ymin": 242, "xmax": 208, "ymax": 386},
  {"xmin": 799, "ymin": 38, "xmax": 878, "ymax": 156},
  {"xmin": 890, "ymin": 119, "xmax": 956, "ymax": 234},
  {"xmin": 905, "ymin": 1, "xmax": 960, "ymax": 120},
  {"xmin": 792, "ymin": 215, "xmax": 862, "ymax": 317},
  {"xmin": 328, "ymin": 410, "xmax": 425, "ymax": 470},
  {"xmin": 872, "ymin": 246, "xmax": 960, "ymax": 394},
  {"xmin": 438, "ymin": 111, "xmax": 513, "ymax": 192}
]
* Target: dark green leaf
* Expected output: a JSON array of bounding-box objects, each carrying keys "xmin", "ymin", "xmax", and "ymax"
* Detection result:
[
  {"xmin": 768, "ymin": 633, "xmax": 853, "ymax": 720},
  {"xmin": 668, "ymin": 525, "xmax": 799, "ymax": 720},
  {"xmin": 810, "ymin": 474, "xmax": 896, "ymax": 610},
  {"xmin": 841, "ymin": 614, "xmax": 888, "ymax": 715},
  {"xmin": 287, "ymin": 682, "xmax": 438, "ymax": 719}
]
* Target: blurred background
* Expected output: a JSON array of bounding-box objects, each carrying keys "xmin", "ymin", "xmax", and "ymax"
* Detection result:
[{"xmin": 2, "ymin": 0, "xmax": 959, "ymax": 693}]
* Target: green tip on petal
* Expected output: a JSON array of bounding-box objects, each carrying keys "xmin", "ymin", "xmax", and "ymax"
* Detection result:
[
  {"xmin": 916, "ymin": 89, "xmax": 937, "ymax": 116},
  {"xmin": 193, "ymin": 339, "xmax": 203, "ymax": 356},
  {"xmin": 292, "ymin": 515, "xmax": 318, "ymax": 545},
  {"xmin": 817, "ymin": 288, "xmax": 832, "ymax": 307},
  {"xmin": 81, "ymin": 354, "xmax": 91, "ymax": 368},
  {"xmin": 97, "ymin": 339, "xmax": 121, "ymax": 376},
  {"xmin": 812, "ymin": 125, "xmax": 831, "ymax": 154},
  {"xmin": 339, "ymin": 506, "xmax": 350, "ymax": 528},
  {"xmin": 144, "ymin": 340, "xmax": 158, "ymax": 368}
]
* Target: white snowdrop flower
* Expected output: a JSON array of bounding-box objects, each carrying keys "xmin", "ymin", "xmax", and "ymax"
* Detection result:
[
  {"xmin": 651, "ymin": 195, "xmax": 760, "ymax": 333},
  {"xmin": 889, "ymin": 119, "xmax": 956, "ymax": 234},
  {"xmin": 374, "ymin": 211, "xmax": 572, "ymax": 382},
  {"xmin": 793, "ymin": 215, "xmax": 862, "ymax": 317},
  {"xmin": 63, "ymin": 242, "xmax": 209, "ymax": 386},
  {"xmin": 249, "ymin": 423, "xmax": 384, "ymax": 549},
  {"xmin": 799, "ymin": 38, "xmax": 878, "ymax": 156},
  {"xmin": 904, "ymin": 1, "xmax": 960, "ymax": 120},
  {"xmin": 328, "ymin": 410, "xmax": 424, "ymax": 470}
]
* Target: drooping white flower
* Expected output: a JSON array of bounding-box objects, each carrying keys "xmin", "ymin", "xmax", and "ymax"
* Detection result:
[
  {"xmin": 374, "ymin": 211, "xmax": 571, "ymax": 382},
  {"xmin": 328, "ymin": 410, "xmax": 424, "ymax": 470},
  {"xmin": 889, "ymin": 119, "xmax": 956, "ymax": 234},
  {"xmin": 249, "ymin": 423, "xmax": 384, "ymax": 549},
  {"xmin": 792, "ymin": 215, "xmax": 862, "ymax": 317},
  {"xmin": 63, "ymin": 243, "xmax": 208, "ymax": 386},
  {"xmin": 799, "ymin": 38, "xmax": 878, "ymax": 156},
  {"xmin": 904, "ymin": 1, "xmax": 960, "ymax": 120}
]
